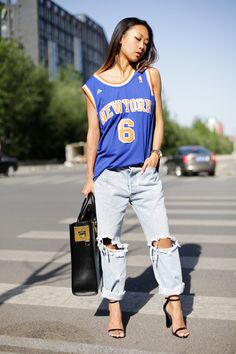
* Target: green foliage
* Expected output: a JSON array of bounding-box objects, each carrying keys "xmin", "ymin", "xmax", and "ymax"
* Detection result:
[
  {"xmin": 47, "ymin": 66, "xmax": 87, "ymax": 158},
  {"xmin": 0, "ymin": 40, "xmax": 53, "ymax": 159},
  {"xmin": 0, "ymin": 41, "xmax": 87, "ymax": 160},
  {"xmin": 162, "ymin": 105, "xmax": 233, "ymax": 155}
]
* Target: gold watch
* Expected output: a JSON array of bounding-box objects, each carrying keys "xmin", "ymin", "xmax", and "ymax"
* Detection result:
[{"xmin": 151, "ymin": 149, "xmax": 162, "ymax": 158}]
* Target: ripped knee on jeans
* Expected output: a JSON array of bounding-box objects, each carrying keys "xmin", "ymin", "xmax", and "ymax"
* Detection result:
[
  {"xmin": 103, "ymin": 238, "xmax": 118, "ymax": 249},
  {"xmin": 152, "ymin": 237, "xmax": 174, "ymax": 249},
  {"xmin": 98, "ymin": 238, "xmax": 128, "ymax": 260},
  {"xmin": 98, "ymin": 237, "xmax": 128, "ymax": 252}
]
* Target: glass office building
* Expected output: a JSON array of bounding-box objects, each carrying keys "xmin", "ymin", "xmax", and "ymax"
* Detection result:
[{"xmin": 1, "ymin": 0, "xmax": 108, "ymax": 81}]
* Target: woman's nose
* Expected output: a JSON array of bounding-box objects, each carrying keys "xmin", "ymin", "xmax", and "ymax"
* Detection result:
[{"xmin": 139, "ymin": 43, "xmax": 144, "ymax": 51}]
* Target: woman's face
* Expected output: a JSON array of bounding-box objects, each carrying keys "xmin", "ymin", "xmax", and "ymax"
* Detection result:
[{"xmin": 120, "ymin": 25, "xmax": 149, "ymax": 62}]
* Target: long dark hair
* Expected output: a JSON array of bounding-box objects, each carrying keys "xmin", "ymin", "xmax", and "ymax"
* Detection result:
[{"xmin": 98, "ymin": 17, "xmax": 158, "ymax": 73}]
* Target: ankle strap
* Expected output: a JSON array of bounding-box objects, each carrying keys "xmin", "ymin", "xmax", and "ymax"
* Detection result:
[{"xmin": 166, "ymin": 296, "xmax": 180, "ymax": 301}]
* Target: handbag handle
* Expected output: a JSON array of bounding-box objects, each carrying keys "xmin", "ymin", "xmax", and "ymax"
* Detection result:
[{"xmin": 78, "ymin": 193, "xmax": 96, "ymax": 222}]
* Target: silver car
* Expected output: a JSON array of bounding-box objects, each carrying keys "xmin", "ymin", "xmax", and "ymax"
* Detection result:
[{"xmin": 163, "ymin": 146, "xmax": 217, "ymax": 176}]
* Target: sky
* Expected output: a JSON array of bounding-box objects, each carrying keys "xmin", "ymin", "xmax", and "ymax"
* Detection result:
[{"xmin": 56, "ymin": 0, "xmax": 236, "ymax": 136}]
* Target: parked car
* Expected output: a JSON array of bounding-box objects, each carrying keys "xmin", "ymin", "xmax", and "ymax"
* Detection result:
[
  {"xmin": 163, "ymin": 146, "xmax": 217, "ymax": 176},
  {"xmin": 0, "ymin": 154, "xmax": 18, "ymax": 176}
]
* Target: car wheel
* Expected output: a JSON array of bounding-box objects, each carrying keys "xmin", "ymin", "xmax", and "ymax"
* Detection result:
[
  {"xmin": 209, "ymin": 170, "xmax": 215, "ymax": 176},
  {"xmin": 175, "ymin": 166, "xmax": 182, "ymax": 177},
  {"xmin": 5, "ymin": 166, "xmax": 15, "ymax": 177},
  {"xmin": 162, "ymin": 165, "xmax": 169, "ymax": 176}
]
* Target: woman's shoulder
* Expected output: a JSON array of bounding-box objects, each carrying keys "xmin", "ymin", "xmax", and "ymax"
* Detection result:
[
  {"xmin": 145, "ymin": 66, "xmax": 161, "ymax": 94},
  {"xmin": 147, "ymin": 66, "xmax": 161, "ymax": 80}
]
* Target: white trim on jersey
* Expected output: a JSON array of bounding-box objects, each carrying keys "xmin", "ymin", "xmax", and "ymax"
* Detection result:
[
  {"xmin": 93, "ymin": 69, "xmax": 135, "ymax": 87},
  {"xmin": 145, "ymin": 69, "xmax": 154, "ymax": 96},
  {"xmin": 82, "ymin": 84, "xmax": 96, "ymax": 109}
]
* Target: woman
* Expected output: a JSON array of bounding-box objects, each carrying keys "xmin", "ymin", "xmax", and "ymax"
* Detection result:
[{"xmin": 82, "ymin": 17, "xmax": 189, "ymax": 339}]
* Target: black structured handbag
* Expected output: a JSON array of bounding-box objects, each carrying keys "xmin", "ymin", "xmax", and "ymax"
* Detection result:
[{"xmin": 69, "ymin": 193, "xmax": 102, "ymax": 295}]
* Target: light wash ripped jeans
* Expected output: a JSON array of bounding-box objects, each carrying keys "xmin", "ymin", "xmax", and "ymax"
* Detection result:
[{"xmin": 94, "ymin": 166, "xmax": 185, "ymax": 301}]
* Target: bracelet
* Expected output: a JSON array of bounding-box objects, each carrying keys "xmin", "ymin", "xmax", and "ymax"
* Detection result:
[{"xmin": 151, "ymin": 149, "xmax": 162, "ymax": 158}]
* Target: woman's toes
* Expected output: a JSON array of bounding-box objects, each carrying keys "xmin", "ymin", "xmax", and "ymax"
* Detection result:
[{"xmin": 176, "ymin": 329, "xmax": 189, "ymax": 338}]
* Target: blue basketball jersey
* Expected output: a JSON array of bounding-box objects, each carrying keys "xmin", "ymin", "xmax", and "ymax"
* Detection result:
[{"xmin": 82, "ymin": 68, "xmax": 156, "ymax": 181}]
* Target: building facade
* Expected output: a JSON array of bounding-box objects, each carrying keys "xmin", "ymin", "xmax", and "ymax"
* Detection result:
[
  {"xmin": 207, "ymin": 118, "xmax": 224, "ymax": 136},
  {"xmin": 1, "ymin": 0, "xmax": 108, "ymax": 81}
]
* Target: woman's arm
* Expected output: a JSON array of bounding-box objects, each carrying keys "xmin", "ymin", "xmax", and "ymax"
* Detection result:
[
  {"xmin": 82, "ymin": 97, "xmax": 100, "ymax": 197},
  {"xmin": 141, "ymin": 67, "xmax": 164, "ymax": 173}
]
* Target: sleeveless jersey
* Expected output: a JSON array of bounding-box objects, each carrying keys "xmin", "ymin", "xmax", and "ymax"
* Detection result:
[{"xmin": 82, "ymin": 68, "xmax": 156, "ymax": 181}]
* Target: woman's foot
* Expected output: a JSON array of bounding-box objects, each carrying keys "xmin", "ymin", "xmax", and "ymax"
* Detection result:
[
  {"xmin": 164, "ymin": 296, "xmax": 189, "ymax": 338},
  {"xmin": 108, "ymin": 300, "xmax": 125, "ymax": 338}
]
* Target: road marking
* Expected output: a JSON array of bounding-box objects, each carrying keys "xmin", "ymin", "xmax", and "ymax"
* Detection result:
[
  {"xmin": 123, "ymin": 218, "xmax": 236, "ymax": 226},
  {"xmin": 0, "ymin": 250, "xmax": 69, "ymax": 264},
  {"xmin": 60, "ymin": 216, "xmax": 236, "ymax": 226},
  {"xmin": 17, "ymin": 230, "xmax": 236, "ymax": 244},
  {"xmin": 17, "ymin": 231, "xmax": 69, "ymax": 239},
  {"xmin": 0, "ymin": 283, "xmax": 235, "ymax": 321},
  {"xmin": 165, "ymin": 201, "xmax": 236, "ymax": 207},
  {"xmin": 0, "ymin": 175, "xmax": 80, "ymax": 186},
  {"xmin": 60, "ymin": 218, "xmax": 77, "ymax": 224},
  {"xmin": 0, "ymin": 335, "xmax": 169, "ymax": 354},
  {"xmin": 122, "ymin": 233, "xmax": 236, "ymax": 244},
  {"xmin": 0, "ymin": 250, "xmax": 235, "ymax": 271},
  {"xmin": 168, "ymin": 219, "xmax": 236, "ymax": 226},
  {"xmin": 165, "ymin": 196, "xmax": 236, "ymax": 200},
  {"xmin": 166, "ymin": 209, "xmax": 236, "ymax": 215},
  {"xmin": 127, "ymin": 255, "xmax": 236, "ymax": 271}
]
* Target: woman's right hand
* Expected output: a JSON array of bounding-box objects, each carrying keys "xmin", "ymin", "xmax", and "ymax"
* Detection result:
[{"xmin": 82, "ymin": 177, "xmax": 95, "ymax": 198}]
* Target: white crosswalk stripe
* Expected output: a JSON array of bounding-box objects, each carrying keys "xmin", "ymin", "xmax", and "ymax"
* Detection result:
[
  {"xmin": 60, "ymin": 217, "xmax": 236, "ymax": 227},
  {"xmin": 166, "ymin": 209, "xmax": 236, "ymax": 215},
  {"xmin": 0, "ymin": 175, "xmax": 81, "ymax": 185},
  {"xmin": 166, "ymin": 196, "xmax": 236, "ymax": 200},
  {"xmin": 0, "ymin": 283, "xmax": 235, "ymax": 321},
  {"xmin": 0, "ymin": 249, "xmax": 235, "ymax": 271},
  {"xmin": 17, "ymin": 230, "xmax": 236, "ymax": 244},
  {"xmin": 123, "ymin": 218, "xmax": 236, "ymax": 226},
  {"xmin": 0, "ymin": 335, "xmax": 171, "ymax": 354}
]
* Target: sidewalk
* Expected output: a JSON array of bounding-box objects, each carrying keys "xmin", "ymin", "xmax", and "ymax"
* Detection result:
[{"xmin": 17, "ymin": 154, "xmax": 236, "ymax": 176}]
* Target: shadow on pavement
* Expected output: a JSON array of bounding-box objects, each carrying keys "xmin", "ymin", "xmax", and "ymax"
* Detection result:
[
  {"xmin": 181, "ymin": 243, "xmax": 202, "ymax": 323},
  {"xmin": 0, "ymin": 243, "xmax": 70, "ymax": 306}
]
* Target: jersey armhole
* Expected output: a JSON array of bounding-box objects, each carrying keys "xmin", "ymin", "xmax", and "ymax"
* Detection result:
[
  {"xmin": 82, "ymin": 84, "xmax": 96, "ymax": 110},
  {"xmin": 145, "ymin": 68, "xmax": 154, "ymax": 96}
]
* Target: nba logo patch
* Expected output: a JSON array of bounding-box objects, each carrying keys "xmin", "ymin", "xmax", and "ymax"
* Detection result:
[{"xmin": 138, "ymin": 75, "xmax": 143, "ymax": 83}]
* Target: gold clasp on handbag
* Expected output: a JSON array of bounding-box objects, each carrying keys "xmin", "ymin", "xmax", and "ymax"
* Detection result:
[{"xmin": 74, "ymin": 225, "xmax": 90, "ymax": 242}]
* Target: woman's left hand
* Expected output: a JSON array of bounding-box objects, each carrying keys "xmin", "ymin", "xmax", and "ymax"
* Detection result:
[{"xmin": 141, "ymin": 154, "xmax": 159, "ymax": 174}]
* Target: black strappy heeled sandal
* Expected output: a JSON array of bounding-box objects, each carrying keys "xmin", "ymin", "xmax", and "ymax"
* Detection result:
[
  {"xmin": 163, "ymin": 296, "xmax": 189, "ymax": 338},
  {"xmin": 108, "ymin": 300, "xmax": 126, "ymax": 339}
]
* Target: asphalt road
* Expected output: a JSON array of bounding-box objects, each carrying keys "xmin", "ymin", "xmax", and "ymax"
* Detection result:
[{"xmin": 0, "ymin": 166, "xmax": 235, "ymax": 354}]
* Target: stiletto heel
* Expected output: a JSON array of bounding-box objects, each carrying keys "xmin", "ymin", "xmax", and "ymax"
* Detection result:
[
  {"xmin": 162, "ymin": 296, "xmax": 189, "ymax": 338},
  {"xmin": 163, "ymin": 298, "xmax": 172, "ymax": 328}
]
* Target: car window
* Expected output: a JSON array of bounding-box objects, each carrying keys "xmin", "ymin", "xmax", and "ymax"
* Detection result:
[{"xmin": 178, "ymin": 146, "xmax": 210, "ymax": 155}]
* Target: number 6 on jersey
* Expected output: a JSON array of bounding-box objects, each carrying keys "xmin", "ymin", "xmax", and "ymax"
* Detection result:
[{"xmin": 118, "ymin": 118, "xmax": 135, "ymax": 143}]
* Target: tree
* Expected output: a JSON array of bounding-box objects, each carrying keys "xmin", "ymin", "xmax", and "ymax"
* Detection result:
[
  {"xmin": 0, "ymin": 39, "xmax": 52, "ymax": 159},
  {"xmin": 47, "ymin": 66, "xmax": 87, "ymax": 158}
]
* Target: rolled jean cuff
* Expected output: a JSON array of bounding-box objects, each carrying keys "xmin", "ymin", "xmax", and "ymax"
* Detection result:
[
  {"xmin": 101, "ymin": 287, "xmax": 126, "ymax": 301},
  {"xmin": 158, "ymin": 282, "xmax": 185, "ymax": 297}
]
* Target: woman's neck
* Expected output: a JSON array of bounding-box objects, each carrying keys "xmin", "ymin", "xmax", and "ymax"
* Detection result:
[{"xmin": 114, "ymin": 54, "xmax": 134, "ymax": 79}]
